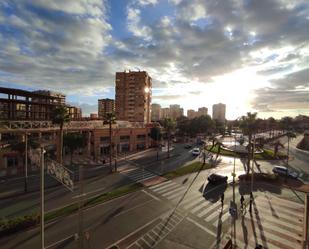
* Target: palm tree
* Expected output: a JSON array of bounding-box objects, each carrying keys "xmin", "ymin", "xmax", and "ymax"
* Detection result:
[
  {"xmin": 215, "ymin": 141, "xmax": 223, "ymax": 160},
  {"xmin": 63, "ymin": 133, "xmax": 87, "ymax": 166},
  {"xmin": 271, "ymin": 141, "xmax": 284, "ymax": 158},
  {"xmin": 239, "ymin": 112, "xmax": 257, "ymax": 174},
  {"xmin": 104, "ymin": 112, "xmax": 116, "ymax": 171},
  {"xmin": 162, "ymin": 118, "xmax": 175, "ymax": 158},
  {"xmin": 286, "ymin": 131, "xmax": 296, "ymax": 164},
  {"xmin": 52, "ymin": 106, "xmax": 70, "ymax": 165}
]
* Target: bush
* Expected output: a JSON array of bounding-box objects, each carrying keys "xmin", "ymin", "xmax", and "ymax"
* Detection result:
[{"xmin": 0, "ymin": 213, "xmax": 39, "ymax": 238}]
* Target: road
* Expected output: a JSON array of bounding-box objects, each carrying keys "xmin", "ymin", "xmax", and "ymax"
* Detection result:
[{"xmin": 1, "ymin": 155, "xmax": 305, "ymax": 249}]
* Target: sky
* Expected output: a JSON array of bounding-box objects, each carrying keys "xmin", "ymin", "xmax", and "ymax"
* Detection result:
[{"xmin": 0, "ymin": 0, "xmax": 308, "ymax": 119}]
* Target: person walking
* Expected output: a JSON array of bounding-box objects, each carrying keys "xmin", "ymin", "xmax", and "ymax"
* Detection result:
[{"xmin": 220, "ymin": 193, "xmax": 224, "ymax": 208}]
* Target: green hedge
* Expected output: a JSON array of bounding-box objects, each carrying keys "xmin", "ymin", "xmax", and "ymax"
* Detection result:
[{"xmin": 163, "ymin": 162, "xmax": 212, "ymax": 179}]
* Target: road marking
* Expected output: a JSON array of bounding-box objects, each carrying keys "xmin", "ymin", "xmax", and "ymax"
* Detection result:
[
  {"xmin": 186, "ymin": 217, "xmax": 216, "ymax": 237},
  {"xmin": 149, "ymin": 181, "xmax": 176, "ymax": 192},
  {"xmin": 149, "ymin": 180, "xmax": 172, "ymax": 190},
  {"xmin": 45, "ymin": 234, "xmax": 75, "ymax": 249},
  {"xmin": 141, "ymin": 190, "xmax": 161, "ymax": 201},
  {"xmin": 162, "ymin": 186, "xmax": 185, "ymax": 197},
  {"xmin": 204, "ymin": 203, "xmax": 226, "ymax": 222}
]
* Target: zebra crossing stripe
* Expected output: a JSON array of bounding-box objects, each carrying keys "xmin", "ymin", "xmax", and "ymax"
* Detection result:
[
  {"xmin": 197, "ymin": 201, "xmax": 221, "ymax": 218},
  {"xmin": 269, "ymin": 195, "xmax": 304, "ymax": 209},
  {"xmin": 166, "ymin": 190, "xmax": 187, "ymax": 200},
  {"xmin": 204, "ymin": 203, "xmax": 228, "ymax": 222},
  {"xmin": 149, "ymin": 180, "xmax": 172, "ymax": 190},
  {"xmin": 248, "ymin": 214, "xmax": 302, "ymax": 240},
  {"xmin": 182, "ymin": 197, "xmax": 206, "ymax": 210},
  {"xmin": 152, "ymin": 182, "xmax": 178, "ymax": 194},
  {"xmin": 190, "ymin": 200, "xmax": 211, "ymax": 214},
  {"xmin": 155, "ymin": 184, "xmax": 183, "ymax": 194},
  {"xmin": 254, "ymin": 203, "xmax": 303, "ymax": 224},
  {"xmin": 245, "ymin": 211, "xmax": 302, "ymax": 234},
  {"xmin": 162, "ymin": 186, "xmax": 185, "ymax": 197},
  {"xmin": 176, "ymin": 192, "xmax": 202, "ymax": 206}
]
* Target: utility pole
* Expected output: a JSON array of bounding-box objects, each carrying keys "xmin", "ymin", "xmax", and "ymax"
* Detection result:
[
  {"xmin": 40, "ymin": 147, "xmax": 45, "ymax": 249},
  {"xmin": 24, "ymin": 133, "xmax": 28, "ymax": 193},
  {"xmin": 251, "ymin": 135, "xmax": 255, "ymax": 194},
  {"xmin": 78, "ymin": 165, "xmax": 84, "ymax": 249}
]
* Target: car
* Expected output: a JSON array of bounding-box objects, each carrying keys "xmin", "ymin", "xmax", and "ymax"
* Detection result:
[
  {"xmin": 191, "ymin": 148, "xmax": 200, "ymax": 156},
  {"xmin": 184, "ymin": 144, "xmax": 192, "ymax": 149},
  {"xmin": 272, "ymin": 166, "xmax": 298, "ymax": 179},
  {"xmin": 208, "ymin": 173, "xmax": 228, "ymax": 184}
]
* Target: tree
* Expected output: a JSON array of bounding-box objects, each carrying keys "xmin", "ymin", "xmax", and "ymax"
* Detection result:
[
  {"xmin": 150, "ymin": 126, "xmax": 162, "ymax": 160},
  {"xmin": 271, "ymin": 141, "xmax": 284, "ymax": 158},
  {"xmin": 239, "ymin": 112, "xmax": 257, "ymax": 174},
  {"xmin": 63, "ymin": 133, "xmax": 87, "ymax": 166},
  {"xmin": 52, "ymin": 106, "xmax": 70, "ymax": 165},
  {"xmin": 162, "ymin": 118, "xmax": 175, "ymax": 158},
  {"xmin": 103, "ymin": 112, "xmax": 116, "ymax": 172},
  {"xmin": 10, "ymin": 137, "xmax": 37, "ymax": 193},
  {"xmin": 286, "ymin": 131, "xmax": 296, "ymax": 164},
  {"xmin": 215, "ymin": 141, "xmax": 223, "ymax": 160}
]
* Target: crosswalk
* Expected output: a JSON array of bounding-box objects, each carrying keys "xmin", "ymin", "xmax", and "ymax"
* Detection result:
[
  {"xmin": 126, "ymin": 209, "xmax": 185, "ymax": 249},
  {"xmin": 120, "ymin": 168, "xmax": 159, "ymax": 183},
  {"xmin": 231, "ymin": 194, "xmax": 304, "ymax": 249},
  {"xmin": 148, "ymin": 180, "xmax": 233, "ymax": 227},
  {"xmin": 148, "ymin": 180, "xmax": 305, "ymax": 249}
]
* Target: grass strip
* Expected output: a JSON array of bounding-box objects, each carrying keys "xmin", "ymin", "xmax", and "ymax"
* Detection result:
[
  {"xmin": 0, "ymin": 182, "xmax": 143, "ymax": 237},
  {"xmin": 206, "ymin": 145, "xmax": 286, "ymax": 160},
  {"xmin": 163, "ymin": 161, "xmax": 213, "ymax": 179}
]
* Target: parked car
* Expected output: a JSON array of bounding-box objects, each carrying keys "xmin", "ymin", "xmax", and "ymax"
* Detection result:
[
  {"xmin": 272, "ymin": 166, "xmax": 298, "ymax": 179},
  {"xmin": 184, "ymin": 144, "xmax": 192, "ymax": 149},
  {"xmin": 192, "ymin": 148, "xmax": 200, "ymax": 156},
  {"xmin": 208, "ymin": 173, "xmax": 228, "ymax": 184}
]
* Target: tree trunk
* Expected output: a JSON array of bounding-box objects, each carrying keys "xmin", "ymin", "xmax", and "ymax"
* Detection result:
[{"xmin": 247, "ymin": 134, "xmax": 252, "ymax": 175}]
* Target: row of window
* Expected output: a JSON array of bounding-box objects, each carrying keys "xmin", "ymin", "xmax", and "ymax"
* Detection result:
[{"xmin": 100, "ymin": 134, "xmax": 147, "ymax": 142}]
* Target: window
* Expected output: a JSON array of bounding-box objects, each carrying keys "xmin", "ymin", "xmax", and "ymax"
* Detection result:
[
  {"xmin": 100, "ymin": 136, "xmax": 109, "ymax": 142},
  {"xmin": 120, "ymin": 135, "xmax": 130, "ymax": 141}
]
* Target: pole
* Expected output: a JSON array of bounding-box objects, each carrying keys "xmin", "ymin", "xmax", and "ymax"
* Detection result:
[
  {"xmin": 251, "ymin": 136, "xmax": 255, "ymax": 194},
  {"xmin": 78, "ymin": 165, "xmax": 84, "ymax": 249},
  {"xmin": 40, "ymin": 147, "xmax": 45, "ymax": 249},
  {"xmin": 24, "ymin": 133, "xmax": 28, "ymax": 193},
  {"xmin": 303, "ymin": 195, "xmax": 309, "ymax": 249}
]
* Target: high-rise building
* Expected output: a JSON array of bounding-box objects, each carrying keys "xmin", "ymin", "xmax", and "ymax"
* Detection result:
[
  {"xmin": 169, "ymin": 104, "xmax": 183, "ymax": 120},
  {"xmin": 115, "ymin": 71, "xmax": 152, "ymax": 123},
  {"xmin": 151, "ymin": 103, "xmax": 161, "ymax": 121},
  {"xmin": 212, "ymin": 103, "xmax": 226, "ymax": 123},
  {"xmin": 98, "ymin": 98, "xmax": 115, "ymax": 119},
  {"xmin": 161, "ymin": 108, "xmax": 170, "ymax": 119},
  {"xmin": 198, "ymin": 107, "xmax": 208, "ymax": 116},
  {"xmin": 187, "ymin": 109, "xmax": 196, "ymax": 119},
  {"xmin": 67, "ymin": 105, "xmax": 82, "ymax": 120}
]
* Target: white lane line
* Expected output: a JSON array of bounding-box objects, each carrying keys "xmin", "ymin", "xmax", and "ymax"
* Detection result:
[
  {"xmin": 186, "ymin": 217, "xmax": 216, "ymax": 237},
  {"xmin": 155, "ymin": 184, "xmax": 182, "ymax": 194},
  {"xmin": 141, "ymin": 190, "xmax": 161, "ymax": 201},
  {"xmin": 45, "ymin": 234, "xmax": 75, "ymax": 249}
]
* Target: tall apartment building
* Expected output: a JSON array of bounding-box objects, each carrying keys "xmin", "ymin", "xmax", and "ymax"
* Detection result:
[
  {"xmin": 187, "ymin": 109, "xmax": 196, "ymax": 119},
  {"xmin": 212, "ymin": 103, "xmax": 226, "ymax": 123},
  {"xmin": 169, "ymin": 104, "xmax": 183, "ymax": 120},
  {"xmin": 98, "ymin": 98, "xmax": 115, "ymax": 119},
  {"xmin": 198, "ymin": 107, "xmax": 208, "ymax": 116},
  {"xmin": 115, "ymin": 71, "xmax": 152, "ymax": 123},
  {"xmin": 161, "ymin": 108, "xmax": 170, "ymax": 119},
  {"xmin": 151, "ymin": 103, "xmax": 161, "ymax": 121}
]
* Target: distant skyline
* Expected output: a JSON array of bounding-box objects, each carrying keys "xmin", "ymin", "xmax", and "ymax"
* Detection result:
[{"xmin": 0, "ymin": 0, "xmax": 308, "ymax": 119}]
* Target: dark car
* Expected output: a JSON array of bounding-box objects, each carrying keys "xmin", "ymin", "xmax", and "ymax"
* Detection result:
[{"xmin": 208, "ymin": 173, "xmax": 228, "ymax": 184}]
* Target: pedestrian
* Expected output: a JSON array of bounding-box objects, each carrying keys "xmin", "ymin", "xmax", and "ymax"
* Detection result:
[
  {"xmin": 240, "ymin": 195, "xmax": 244, "ymax": 209},
  {"xmin": 220, "ymin": 193, "xmax": 224, "ymax": 208}
]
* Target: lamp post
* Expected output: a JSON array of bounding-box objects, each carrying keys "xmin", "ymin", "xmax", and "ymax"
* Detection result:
[{"xmin": 40, "ymin": 147, "xmax": 46, "ymax": 249}]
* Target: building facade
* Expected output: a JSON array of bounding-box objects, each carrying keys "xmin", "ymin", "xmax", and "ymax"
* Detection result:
[
  {"xmin": 115, "ymin": 71, "xmax": 152, "ymax": 123},
  {"xmin": 161, "ymin": 108, "xmax": 170, "ymax": 119},
  {"xmin": 169, "ymin": 104, "xmax": 183, "ymax": 120},
  {"xmin": 187, "ymin": 109, "xmax": 196, "ymax": 119},
  {"xmin": 151, "ymin": 103, "xmax": 161, "ymax": 121},
  {"xmin": 98, "ymin": 98, "xmax": 115, "ymax": 119},
  {"xmin": 198, "ymin": 107, "xmax": 208, "ymax": 116},
  {"xmin": 212, "ymin": 103, "xmax": 226, "ymax": 123},
  {"xmin": 67, "ymin": 105, "xmax": 82, "ymax": 120}
]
